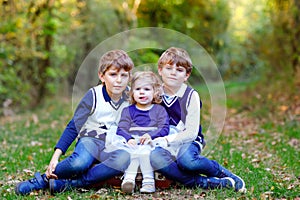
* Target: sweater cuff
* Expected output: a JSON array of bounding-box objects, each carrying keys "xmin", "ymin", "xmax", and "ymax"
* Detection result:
[
  {"xmin": 166, "ymin": 134, "xmax": 177, "ymax": 143},
  {"xmin": 54, "ymin": 147, "xmax": 66, "ymax": 155}
]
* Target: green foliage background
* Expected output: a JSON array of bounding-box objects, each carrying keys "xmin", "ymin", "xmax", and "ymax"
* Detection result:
[
  {"xmin": 0, "ymin": 0, "xmax": 299, "ymax": 112},
  {"xmin": 0, "ymin": 1, "xmax": 299, "ymax": 199}
]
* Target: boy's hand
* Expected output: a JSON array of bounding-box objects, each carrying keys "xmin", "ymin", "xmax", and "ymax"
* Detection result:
[
  {"xmin": 153, "ymin": 137, "xmax": 168, "ymax": 148},
  {"xmin": 140, "ymin": 133, "xmax": 151, "ymax": 145},
  {"xmin": 45, "ymin": 148, "xmax": 62, "ymax": 179},
  {"xmin": 46, "ymin": 160, "xmax": 58, "ymax": 179}
]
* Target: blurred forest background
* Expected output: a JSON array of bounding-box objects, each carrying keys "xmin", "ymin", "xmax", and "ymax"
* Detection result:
[
  {"xmin": 1, "ymin": 1, "xmax": 299, "ymax": 198},
  {"xmin": 0, "ymin": 0, "xmax": 299, "ymax": 115}
]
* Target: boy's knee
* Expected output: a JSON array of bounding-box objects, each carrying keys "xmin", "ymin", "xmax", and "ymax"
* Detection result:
[
  {"xmin": 150, "ymin": 148, "xmax": 159, "ymax": 159},
  {"xmin": 177, "ymin": 149, "xmax": 193, "ymax": 166},
  {"xmin": 70, "ymin": 158, "xmax": 91, "ymax": 172},
  {"xmin": 150, "ymin": 151, "xmax": 159, "ymax": 168},
  {"xmin": 177, "ymin": 160, "xmax": 195, "ymax": 171},
  {"xmin": 150, "ymin": 147, "xmax": 170, "ymax": 169},
  {"xmin": 177, "ymin": 156, "xmax": 206, "ymax": 171},
  {"xmin": 177, "ymin": 156, "xmax": 191, "ymax": 170},
  {"xmin": 113, "ymin": 150, "xmax": 130, "ymax": 169}
]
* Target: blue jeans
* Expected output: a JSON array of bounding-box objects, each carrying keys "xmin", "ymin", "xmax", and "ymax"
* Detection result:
[
  {"xmin": 177, "ymin": 142, "xmax": 220, "ymax": 177},
  {"xmin": 77, "ymin": 149, "xmax": 130, "ymax": 186},
  {"xmin": 54, "ymin": 137, "xmax": 105, "ymax": 179},
  {"xmin": 55, "ymin": 137, "xmax": 130, "ymax": 186},
  {"xmin": 150, "ymin": 142, "xmax": 221, "ymax": 187}
]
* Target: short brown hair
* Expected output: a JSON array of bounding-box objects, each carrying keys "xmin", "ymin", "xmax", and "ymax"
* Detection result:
[
  {"xmin": 129, "ymin": 71, "xmax": 163, "ymax": 104},
  {"xmin": 158, "ymin": 47, "xmax": 192, "ymax": 74},
  {"xmin": 98, "ymin": 50, "xmax": 134, "ymax": 74}
]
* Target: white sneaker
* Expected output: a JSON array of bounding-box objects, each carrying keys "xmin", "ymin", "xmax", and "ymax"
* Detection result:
[
  {"xmin": 121, "ymin": 179, "xmax": 135, "ymax": 194},
  {"xmin": 140, "ymin": 183, "xmax": 155, "ymax": 193}
]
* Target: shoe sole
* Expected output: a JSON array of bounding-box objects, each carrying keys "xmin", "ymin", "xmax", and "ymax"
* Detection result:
[
  {"xmin": 224, "ymin": 177, "xmax": 235, "ymax": 189},
  {"xmin": 140, "ymin": 184, "xmax": 155, "ymax": 193},
  {"xmin": 232, "ymin": 174, "xmax": 246, "ymax": 193},
  {"xmin": 140, "ymin": 188, "xmax": 155, "ymax": 193},
  {"xmin": 15, "ymin": 183, "xmax": 23, "ymax": 195},
  {"xmin": 121, "ymin": 182, "xmax": 134, "ymax": 194}
]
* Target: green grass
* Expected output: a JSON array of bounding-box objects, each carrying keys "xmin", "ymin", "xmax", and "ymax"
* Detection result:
[
  {"xmin": 1, "ymin": 81, "xmax": 299, "ymax": 199},
  {"xmin": 210, "ymin": 131, "xmax": 300, "ymax": 199}
]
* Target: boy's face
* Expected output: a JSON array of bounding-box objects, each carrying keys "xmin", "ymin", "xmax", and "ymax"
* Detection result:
[
  {"xmin": 158, "ymin": 63, "xmax": 190, "ymax": 93},
  {"xmin": 98, "ymin": 66, "xmax": 130, "ymax": 101}
]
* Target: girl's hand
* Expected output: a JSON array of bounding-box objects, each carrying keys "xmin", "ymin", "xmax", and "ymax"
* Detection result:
[
  {"xmin": 128, "ymin": 139, "xmax": 137, "ymax": 146},
  {"xmin": 140, "ymin": 133, "xmax": 151, "ymax": 144}
]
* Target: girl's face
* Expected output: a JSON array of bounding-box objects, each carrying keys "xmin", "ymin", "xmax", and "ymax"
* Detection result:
[
  {"xmin": 99, "ymin": 66, "xmax": 130, "ymax": 101},
  {"xmin": 132, "ymin": 80, "xmax": 154, "ymax": 109},
  {"xmin": 158, "ymin": 63, "xmax": 190, "ymax": 95}
]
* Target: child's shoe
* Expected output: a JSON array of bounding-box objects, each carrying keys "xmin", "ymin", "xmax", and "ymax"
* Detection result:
[
  {"xmin": 204, "ymin": 177, "xmax": 235, "ymax": 189},
  {"xmin": 140, "ymin": 183, "xmax": 155, "ymax": 193},
  {"xmin": 49, "ymin": 178, "xmax": 84, "ymax": 194},
  {"xmin": 218, "ymin": 167, "xmax": 246, "ymax": 193},
  {"xmin": 121, "ymin": 178, "xmax": 135, "ymax": 194},
  {"xmin": 49, "ymin": 179, "xmax": 69, "ymax": 194},
  {"xmin": 15, "ymin": 172, "xmax": 48, "ymax": 195}
]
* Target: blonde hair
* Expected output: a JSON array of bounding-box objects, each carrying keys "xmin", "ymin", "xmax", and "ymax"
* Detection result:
[
  {"xmin": 98, "ymin": 49, "xmax": 134, "ymax": 74},
  {"xmin": 129, "ymin": 71, "xmax": 163, "ymax": 104},
  {"xmin": 158, "ymin": 47, "xmax": 193, "ymax": 74}
]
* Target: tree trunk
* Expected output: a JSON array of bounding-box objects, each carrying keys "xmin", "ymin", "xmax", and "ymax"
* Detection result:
[{"xmin": 292, "ymin": 0, "xmax": 300, "ymax": 77}]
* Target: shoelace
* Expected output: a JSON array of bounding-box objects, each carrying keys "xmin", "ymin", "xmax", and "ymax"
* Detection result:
[{"xmin": 29, "ymin": 178, "xmax": 38, "ymax": 183}]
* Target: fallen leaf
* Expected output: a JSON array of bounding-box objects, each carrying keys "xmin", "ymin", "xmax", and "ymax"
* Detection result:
[
  {"xmin": 279, "ymin": 105, "xmax": 288, "ymax": 112},
  {"xmin": 32, "ymin": 114, "xmax": 39, "ymax": 124},
  {"xmin": 287, "ymin": 184, "xmax": 294, "ymax": 190},
  {"xmin": 27, "ymin": 155, "xmax": 33, "ymax": 161},
  {"xmin": 251, "ymin": 158, "xmax": 260, "ymax": 163},
  {"xmin": 23, "ymin": 169, "xmax": 33, "ymax": 175},
  {"xmin": 89, "ymin": 194, "xmax": 101, "ymax": 199}
]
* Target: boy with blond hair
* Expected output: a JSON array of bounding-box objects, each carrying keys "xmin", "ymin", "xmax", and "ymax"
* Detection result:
[
  {"xmin": 151, "ymin": 47, "xmax": 246, "ymax": 192},
  {"xmin": 16, "ymin": 49, "xmax": 134, "ymax": 195}
]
